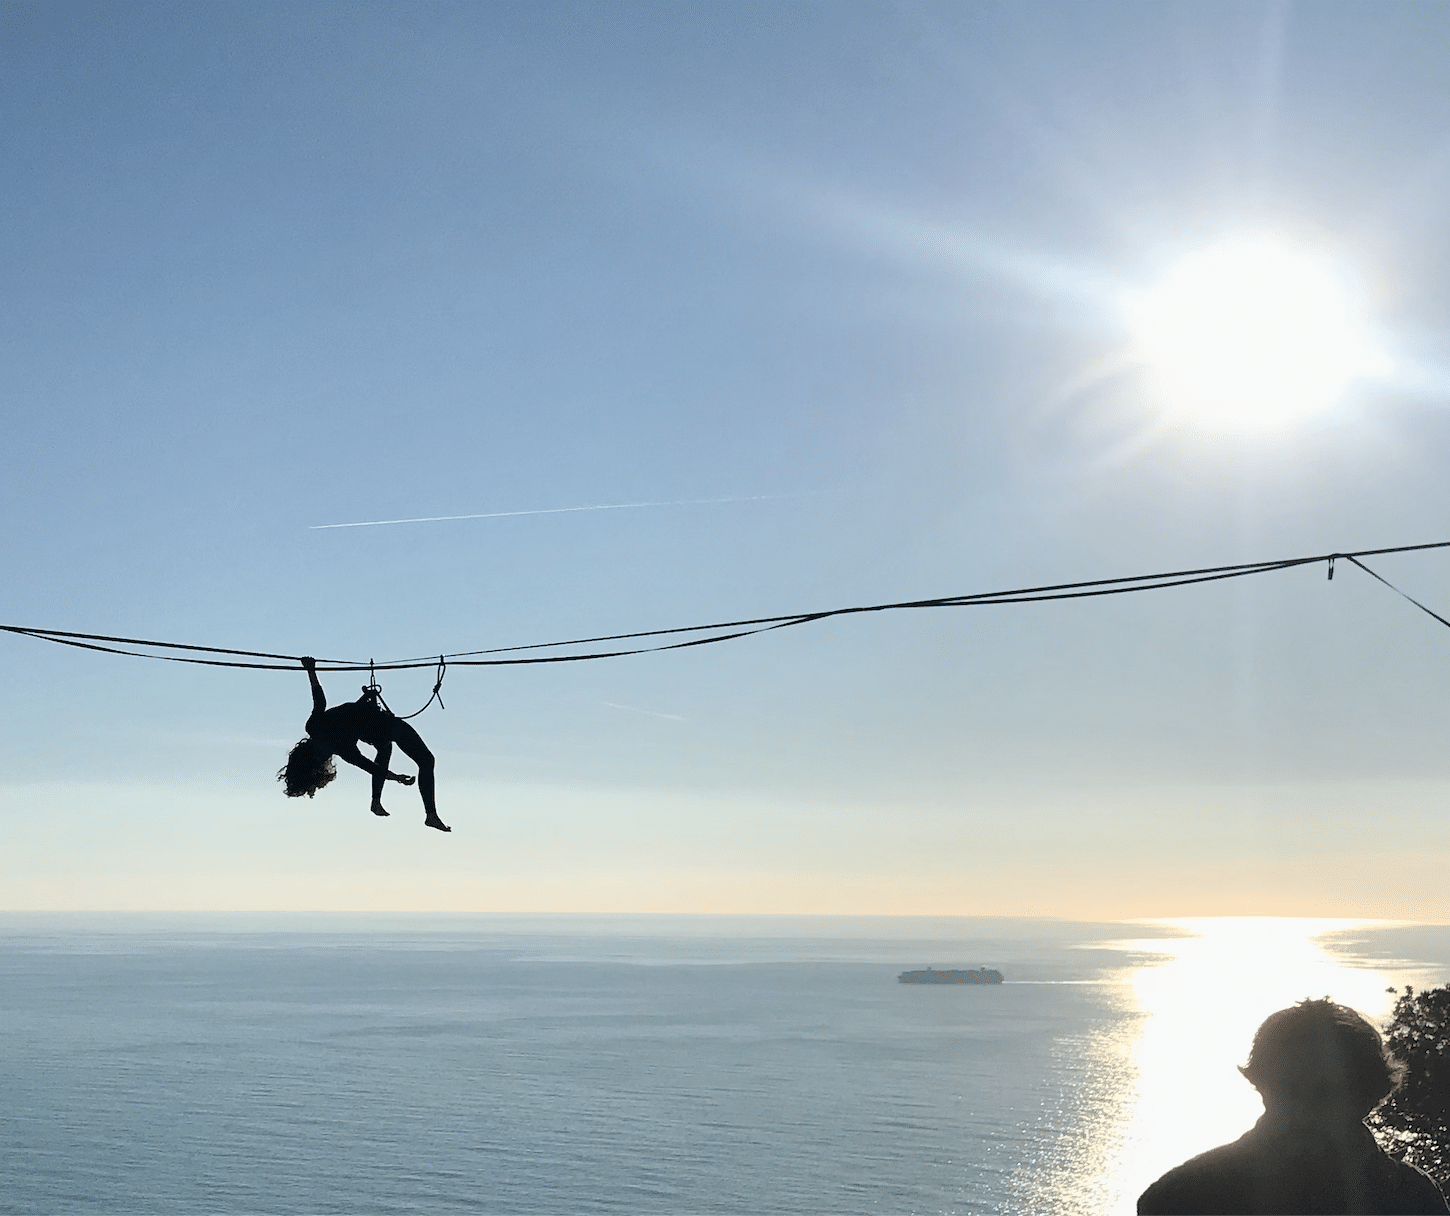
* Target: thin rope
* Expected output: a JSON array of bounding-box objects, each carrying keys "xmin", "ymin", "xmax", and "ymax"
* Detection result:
[
  {"xmin": 4, "ymin": 538, "xmax": 1450, "ymax": 672},
  {"xmin": 1344, "ymin": 555, "xmax": 1450, "ymax": 631}
]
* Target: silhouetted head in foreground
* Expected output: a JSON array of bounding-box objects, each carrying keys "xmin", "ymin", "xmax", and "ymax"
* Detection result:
[
  {"xmin": 1240, "ymin": 998, "xmax": 1402, "ymax": 1122},
  {"xmin": 1137, "ymin": 999, "xmax": 1447, "ymax": 1215},
  {"xmin": 278, "ymin": 737, "xmax": 337, "ymax": 798}
]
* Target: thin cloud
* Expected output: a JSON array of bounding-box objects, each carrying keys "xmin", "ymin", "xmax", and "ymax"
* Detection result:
[{"xmin": 310, "ymin": 494, "xmax": 782, "ymax": 530}]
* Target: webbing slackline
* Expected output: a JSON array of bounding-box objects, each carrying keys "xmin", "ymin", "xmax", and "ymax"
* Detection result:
[{"xmin": 3, "ymin": 538, "xmax": 1450, "ymax": 679}]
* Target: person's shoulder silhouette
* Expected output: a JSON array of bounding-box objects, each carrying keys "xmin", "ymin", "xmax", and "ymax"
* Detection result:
[{"xmin": 1138, "ymin": 999, "xmax": 1448, "ymax": 1215}]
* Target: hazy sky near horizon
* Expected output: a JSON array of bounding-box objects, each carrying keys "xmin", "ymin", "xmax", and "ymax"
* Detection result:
[{"xmin": 5, "ymin": 1, "xmax": 1450, "ymax": 917}]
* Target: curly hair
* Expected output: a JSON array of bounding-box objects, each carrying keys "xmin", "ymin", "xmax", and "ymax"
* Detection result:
[
  {"xmin": 278, "ymin": 737, "xmax": 337, "ymax": 799},
  {"xmin": 1241, "ymin": 998, "xmax": 1403, "ymax": 1116}
]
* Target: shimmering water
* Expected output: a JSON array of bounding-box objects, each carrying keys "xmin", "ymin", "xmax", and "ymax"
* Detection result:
[{"xmin": 1, "ymin": 914, "xmax": 1443, "ymax": 1215}]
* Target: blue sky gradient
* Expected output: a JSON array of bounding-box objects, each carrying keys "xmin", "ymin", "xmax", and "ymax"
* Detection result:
[{"xmin": 5, "ymin": 1, "xmax": 1450, "ymax": 914}]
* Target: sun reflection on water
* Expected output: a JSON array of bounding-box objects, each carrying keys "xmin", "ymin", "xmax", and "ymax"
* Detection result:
[{"xmin": 1096, "ymin": 917, "xmax": 1416, "ymax": 1215}]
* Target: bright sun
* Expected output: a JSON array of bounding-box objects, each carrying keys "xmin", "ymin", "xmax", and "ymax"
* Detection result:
[{"xmin": 1124, "ymin": 237, "xmax": 1388, "ymax": 430}]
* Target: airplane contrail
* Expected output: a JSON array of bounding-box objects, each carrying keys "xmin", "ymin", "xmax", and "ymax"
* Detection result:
[
  {"xmin": 309, "ymin": 494, "xmax": 782, "ymax": 530},
  {"xmin": 601, "ymin": 701, "xmax": 687, "ymax": 722}
]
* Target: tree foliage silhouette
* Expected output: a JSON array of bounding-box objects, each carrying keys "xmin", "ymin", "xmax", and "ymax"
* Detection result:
[{"xmin": 1369, "ymin": 985, "xmax": 1450, "ymax": 1184}]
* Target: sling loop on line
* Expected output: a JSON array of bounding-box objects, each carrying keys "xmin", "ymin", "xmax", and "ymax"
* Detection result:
[
  {"xmin": 393, "ymin": 656, "xmax": 447, "ymax": 720},
  {"xmin": 366, "ymin": 655, "xmax": 447, "ymax": 720}
]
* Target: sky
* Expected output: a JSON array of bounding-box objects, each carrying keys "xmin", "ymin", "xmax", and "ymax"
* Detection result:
[{"xmin": 4, "ymin": 0, "xmax": 1450, "ymax": 917}]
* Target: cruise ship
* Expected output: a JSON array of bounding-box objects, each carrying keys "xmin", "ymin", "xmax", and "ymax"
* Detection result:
[{"xmin": 897, "ymin": 966, "xmax": 1003, "ymax": 985}]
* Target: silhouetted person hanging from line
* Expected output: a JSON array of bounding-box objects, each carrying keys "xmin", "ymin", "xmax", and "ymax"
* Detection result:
[
  {"xmin": 1138, "ymin": 998, "xmax": 1447, "ymax": 1215},
  {"xmin": 277, "ymin": 656, "xmax": 451, "ymax": 832}
]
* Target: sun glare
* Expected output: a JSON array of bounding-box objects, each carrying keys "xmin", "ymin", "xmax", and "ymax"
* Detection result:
[
  {"xmin": 1124, "ymin": 238, "xmax": 1388, "ymax": 430},
  {"xmin": 1100, "ymin": 918, "xmax": 1418, "ymax": 1213}
]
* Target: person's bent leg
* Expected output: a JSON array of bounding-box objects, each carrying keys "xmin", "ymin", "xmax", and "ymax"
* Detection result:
[
  {"xmin": 392, "ymin": 722, "xmax": 448, "ymax": 832},
  {"xmin": 370, "ymin": 741, "xmax": 393, "ymax": 816}
]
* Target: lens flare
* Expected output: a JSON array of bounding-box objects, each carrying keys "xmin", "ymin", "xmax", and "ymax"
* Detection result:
[
  {"xmin": 1101, "ymin": 918, "xmax": 1411, "ymax": 1213},
  {"xmin": 1124, "ymin": 238, "xmax": 1388, "ymax": 430}
]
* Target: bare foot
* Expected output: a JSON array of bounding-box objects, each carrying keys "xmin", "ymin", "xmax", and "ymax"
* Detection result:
[
  {"xmin": 370, "ymin": 801, "xmax": 390, "ymax": 817},
  {"xmin": 424, "ymin": 814, "xmax": 451, "ymax": 833}
]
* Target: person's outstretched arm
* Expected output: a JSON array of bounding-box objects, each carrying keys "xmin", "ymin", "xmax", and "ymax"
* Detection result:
[
  {"xmin": 301, "ymin": 656, "xmax": 326, "ymax": 717},
  {"xmin": 332, "ymin": 742, "xmax": 413, "ymax": 785}
]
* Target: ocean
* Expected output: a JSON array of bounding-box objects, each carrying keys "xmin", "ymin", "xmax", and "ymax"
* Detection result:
[{"xmin": 3, "ymin": 914, "xmax": 1447, "ymax": 1216}]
